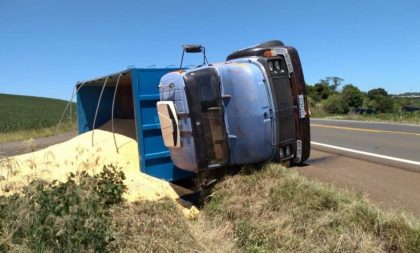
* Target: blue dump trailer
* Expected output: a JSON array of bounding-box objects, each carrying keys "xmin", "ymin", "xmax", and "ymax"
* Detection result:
[
  {"xmin": 76, "ymin": 68, "xmax": 195, "ymax": 181},
  {"xmin": 76, "ymin": 40, "xmax": 310, "ymax": 183}
]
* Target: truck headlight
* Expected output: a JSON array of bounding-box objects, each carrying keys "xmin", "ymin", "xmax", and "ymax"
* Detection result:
[
  {"xmin": 274, "ymin": 60, "xmax": 281, "ymax": 71},
  {"xmin": 285, "ymin": 145, "xmax": 291, "ymax": 156},
  {"xmin": 268, "ymin": 61, "xmax": 274, "ymax": 72},
  {"xmin": 279, "ymin": 148, "xmax": 284, "ymax": 158}
]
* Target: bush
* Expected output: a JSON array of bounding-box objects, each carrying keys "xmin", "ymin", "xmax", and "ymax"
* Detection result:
[
  {"xmin": 323, "ymin": 94, "xmax": 349, "ymax": 114},
  {"xmin": 342, "ymin": 84, "xmax": 364, "ymax": 109},
  {"xmin": 0, "ymin": 165, "xmax": 126, "ymax": 253},
  {"xmin": 367, "ymin": 88, "xmax": 395, "ymax": 113},
  {"xmin": 367, "ymin": 97, "xmax": 394, "ymax": 113}
]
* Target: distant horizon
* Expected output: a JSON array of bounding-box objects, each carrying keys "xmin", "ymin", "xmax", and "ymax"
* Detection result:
[{"xmin": 1, "ymin": 0, "xmax": 420, "ymax": 99}]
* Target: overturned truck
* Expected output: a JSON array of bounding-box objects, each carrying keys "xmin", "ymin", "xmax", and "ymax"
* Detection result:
[
  {"xmin": 76, "ymin": 40, "xmax": 310, "ymax": 182},
  {"xmin": 157, "ymin": 40, "xmax": 310, "ymax": 173}
]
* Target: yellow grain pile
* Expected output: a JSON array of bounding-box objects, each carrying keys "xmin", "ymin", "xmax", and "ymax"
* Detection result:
[{"xmin": 0, "ymin": 120, "xmax": 198, "ymax": 218}]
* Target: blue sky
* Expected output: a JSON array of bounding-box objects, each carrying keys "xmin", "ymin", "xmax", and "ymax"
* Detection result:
[{"xmin": 1, "ymin": 0, "xmax": 419, "ymax": 100}]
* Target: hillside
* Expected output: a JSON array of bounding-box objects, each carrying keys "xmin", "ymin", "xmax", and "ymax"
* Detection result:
[{"xmin": 0, "ymin": 93, "xmax": 76, "ymax": 142}]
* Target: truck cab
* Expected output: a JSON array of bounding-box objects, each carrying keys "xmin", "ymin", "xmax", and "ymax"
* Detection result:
[{"xmin": 157, "ymin": 41, "xmax": 310, "ymax": 173}]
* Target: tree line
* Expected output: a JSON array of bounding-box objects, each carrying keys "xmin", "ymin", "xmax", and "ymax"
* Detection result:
[{"xmin": 305, "ymin": 77, "xmax": 407, "ymax": 114}]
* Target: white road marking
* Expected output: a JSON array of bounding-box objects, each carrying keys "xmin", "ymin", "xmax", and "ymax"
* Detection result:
[{"xmin": 311, "ymin": 141, "xmax": 420, "ymax": 166}]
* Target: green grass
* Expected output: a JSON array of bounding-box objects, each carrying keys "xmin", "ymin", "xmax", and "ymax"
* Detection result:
[
  {"xmin": 0, "ymin": 93, "xmax": 76, "ymax": 143},
  {"xmin": 311, "ymin": 111, "xmax": 420, "ymax": 125}
]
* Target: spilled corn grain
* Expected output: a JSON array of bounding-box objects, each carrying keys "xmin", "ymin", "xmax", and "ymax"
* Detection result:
[{"xmin": 0, "ymin": 122, "xmax": 198, "ymax": 218}]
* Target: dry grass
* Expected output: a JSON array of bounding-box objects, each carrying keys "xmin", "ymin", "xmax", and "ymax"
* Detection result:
[
  {"xmin": 108, "ymin": 199, "xmax": 239, "ymax": 253},
  {"xmin": 204, "ymin": 164, "xmax": 420, "ymax": 253},
  {"xmin": 189, "ymin": 214, "xmax": 239, "ymax": 253},
  {"xmin": 109, "ymin": 199, "xmax": 202, "ymax": 252}
]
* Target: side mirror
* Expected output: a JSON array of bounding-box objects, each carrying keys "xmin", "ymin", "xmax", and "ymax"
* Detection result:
[
  {"xmin": 179, "ymin": 44, "xmax": 208, "ymax": 69},
  {"xmin": 157, "ymin": 101, "xmax": 181, "ymax": 148},
  {"xmin": 183, "ymin": 45, "xmax": 203, "ymax": 53}
]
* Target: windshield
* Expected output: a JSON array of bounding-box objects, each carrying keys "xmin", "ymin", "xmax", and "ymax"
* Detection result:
[{"xmin": 184, "ymin": 68, "xmax": 229, "ymax": 168}]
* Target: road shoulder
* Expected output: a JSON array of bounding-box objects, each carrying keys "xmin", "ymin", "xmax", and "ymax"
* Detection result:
[{"xmin": 0, "ymin": 131, "xmax": 77, "ymax": 157}]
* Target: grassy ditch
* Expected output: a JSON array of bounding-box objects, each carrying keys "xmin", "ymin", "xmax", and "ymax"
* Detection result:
[
  {"xmin": 0, "ymin": 162, "xmax": 419, "ymax": 252},
  {"xmin": 333, "ymin": 112, "xmax": 420, "ymax": 125},
  {"xmin": 204, "ymin": 164, "xmax": 420, "ymax": 253},
  {"xmin": 315, "ymin": 111, "xmax": 420, "ymax": 125},
  {"xmin": 310, "ymin": 102, "xmax": 420, "ymax": 125}
]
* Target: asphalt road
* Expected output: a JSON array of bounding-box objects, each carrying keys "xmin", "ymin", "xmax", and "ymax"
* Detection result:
[
  {"xmin": 301, "ymin": 118, "xmax": 420, "ymax": 217},
  {"xmin": 311, "ymin": 118, "xmax": 420, "ymax": 163}
]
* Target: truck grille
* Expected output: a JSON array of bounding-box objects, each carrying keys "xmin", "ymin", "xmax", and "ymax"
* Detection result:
[{"xmin": 270, "ymin": 75, "xmax": 296, "ymax": 145}]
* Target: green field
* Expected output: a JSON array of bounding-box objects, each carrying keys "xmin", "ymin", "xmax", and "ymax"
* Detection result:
[{"xmin": 0, "ymin": 93, "xmax": 76, "ymax": 142}]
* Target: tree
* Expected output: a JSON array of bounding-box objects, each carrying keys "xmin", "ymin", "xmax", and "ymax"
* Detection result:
[
  {"xmin": 367, "ymin": 88, "xmax": 394, "ymax": 113},
  {"xmin": 342, "ymin": 84, "xmax": 364, "ymax": 109},
  {"xmin": 367, "ymin": 88, "xmax": 388, "ymax": 100},
  {"xmin": 308, "ymin": 83, "xmax": 332, "ymax": 102},
  {"xmin": 306, "ymin": 84, "xmax": 314, "ymax": 98},
  {"xmin": 323, "ymin": 94, "xmax": 349, "ymax": 114},
  {"xmin": 319, "ymin": 76, "xmax": 344, "ymax": 92}
]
